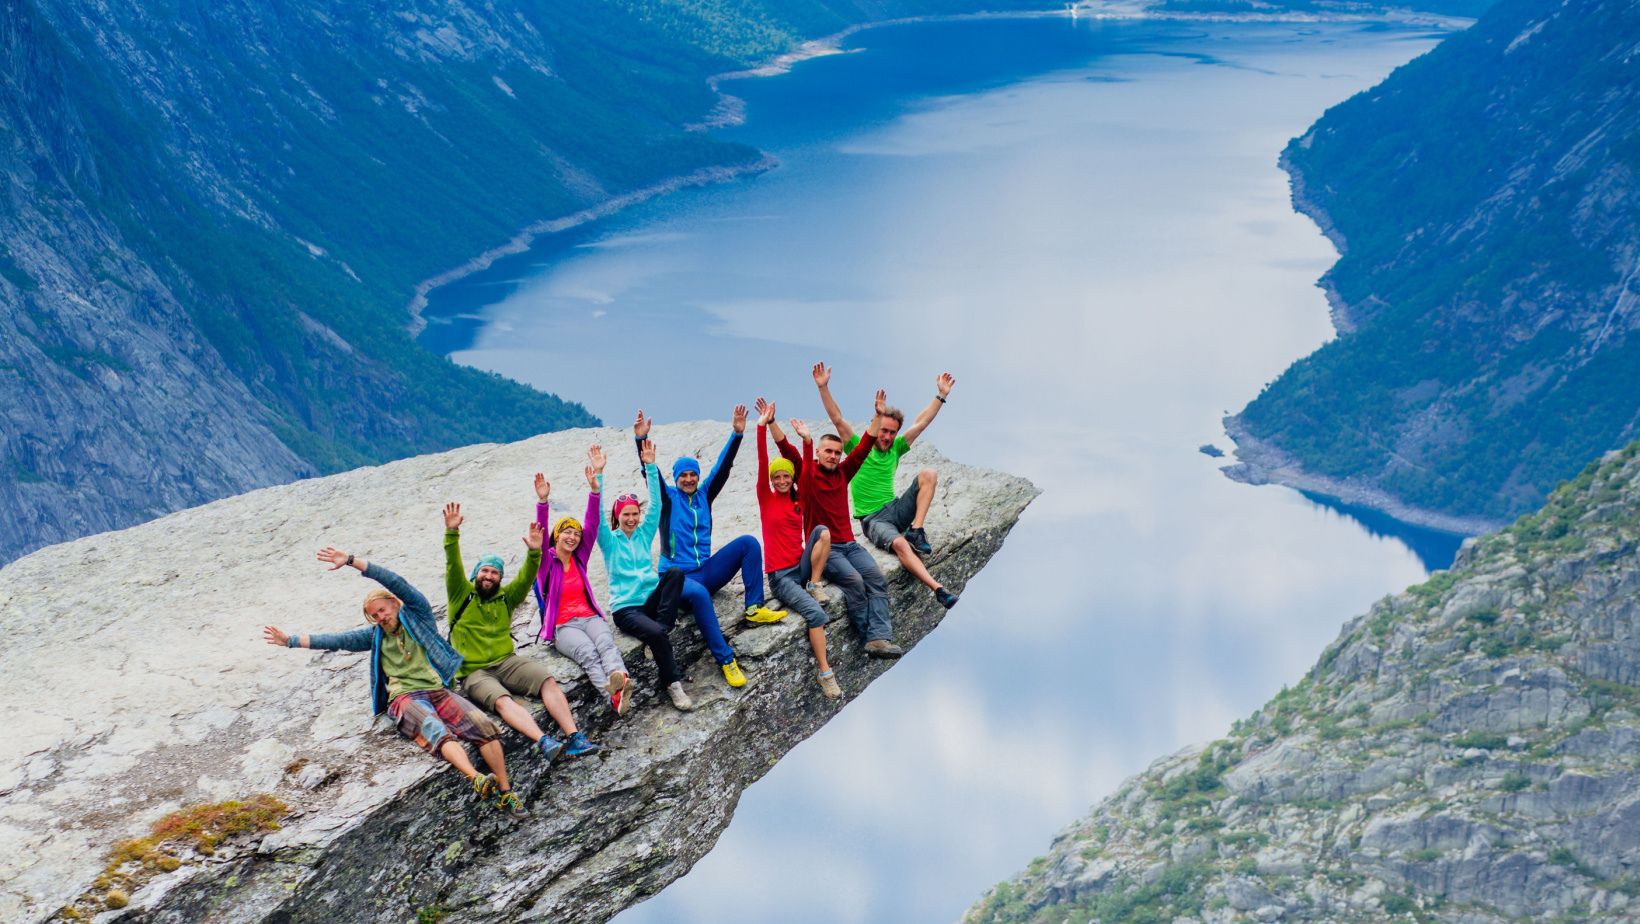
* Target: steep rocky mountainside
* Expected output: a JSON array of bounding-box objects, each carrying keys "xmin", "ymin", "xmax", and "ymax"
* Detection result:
[
  {"xmin": 1228, "ymin": 0, "xmax": 1640, "ymax": 530},
  {"xmin": 969, "ymin": 439, "xmax": 1640, "ymax": 923},
  {"xmin": 0, "ymin": 0, "xmax": 1058, "ymax": 566},
  {"xmin": 0, "ymin": 420, "xmax": 1035, "ymax": 924}
]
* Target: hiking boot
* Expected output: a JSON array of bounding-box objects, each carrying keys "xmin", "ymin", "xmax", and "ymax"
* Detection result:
[
  {"xmin": 904, "ymin": 526, "xmax": 932, "ymax": 556},
  {"xmin": 667, "ymin": 681, "xmax": 695, "ymax": 711},
  {"xmin": 472, "ymin": 773, "xmax": 499, "ymax": 800},
  {"xmin": 805, "ymin": 581, "xmax": 828, "ymax": 605},
  {"xmin": 817, "ymin": 669, "xmax": 842, "ymax": 699},
  {"xmin": 863, "ymin": 639, "xmax": 904, "ymax": 659},
  {"xmin": 611, "ymin": 686, "xmax": 633, "ymax": 716},
  {"xmin": 495, "ymin": 791, "xmax": 529, "ymax": 818},
  {"xmin": 563, "ymin": 731, "xmax": 602, "ymax": 757},
  {"xmin": 722, "ymin": 659, "xmax": 747, "ymax": 688},
  {"xmin": 935, "ymin": 587, "xmax": 959, "ymax": 609},
  {"xmin": 537, "ymin": 734, "xmax": 565, "ymax": 765},
  {"xmin": 744, "ymin": 604, "xmax": 787, "ymax": 624},
  {"xmin": 609, "ymin": 671, "xmax": 629, "ymax": 694}
]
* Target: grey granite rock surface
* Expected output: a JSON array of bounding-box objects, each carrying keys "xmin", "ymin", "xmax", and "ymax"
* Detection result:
[{"xmin": 0, "ymin": 420, "xmax": 1035, "ymax": 923}]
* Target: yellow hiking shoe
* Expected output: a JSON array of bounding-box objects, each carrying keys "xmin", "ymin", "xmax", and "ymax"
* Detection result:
[
  {"xmin": 744, "ymin": 604, "xmax": 787, "ymax": 624},
  {"xmin": 722, "ymin": 660, "xmax": 747, "ymax": 688}
]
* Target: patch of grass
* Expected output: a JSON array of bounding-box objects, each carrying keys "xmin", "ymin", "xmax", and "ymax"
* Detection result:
[
  {"xmin": 61, "ymin": 795, "xmax": 289, "ymax": 919},
  {"xmin": 1452, "ymin": 731, "xmax": 1509, "ymax": 750},
  {"xmin": 1499, "ymin": 772, "xmax": 1532, "ymax": 793}
]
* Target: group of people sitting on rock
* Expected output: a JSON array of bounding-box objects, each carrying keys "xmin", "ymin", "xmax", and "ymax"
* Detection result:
[{"xmin": 262, "ymin": 365, "xmax": 958, "ymax": 816}]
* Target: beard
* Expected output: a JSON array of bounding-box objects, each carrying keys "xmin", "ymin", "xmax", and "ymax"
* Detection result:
[{"xmin": 475, "ymin": 576, "xmax": 500, "ymax": 597}]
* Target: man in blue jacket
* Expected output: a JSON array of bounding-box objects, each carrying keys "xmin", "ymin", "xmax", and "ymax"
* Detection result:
[
  {"xmin": 635, "ymin": 407, "xmax": 784, "ymax": 688},
  {"xmin": 262, "ymin": 546, "xmax": 527, "ymax": 817}
]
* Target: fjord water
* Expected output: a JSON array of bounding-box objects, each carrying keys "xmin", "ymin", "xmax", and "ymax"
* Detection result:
[{"xmin": 420, "ymin": 16, "xmax": 1453, "ymax": 923}]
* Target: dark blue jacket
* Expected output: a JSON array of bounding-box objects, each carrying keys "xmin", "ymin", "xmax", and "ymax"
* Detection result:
[
  {"xmin": 641, "ymin": 430, "xmax": 740, "ymax": 572},
  {"xmin": 299, "ymin": 563, "xmax": 463, "ymax": 715}
]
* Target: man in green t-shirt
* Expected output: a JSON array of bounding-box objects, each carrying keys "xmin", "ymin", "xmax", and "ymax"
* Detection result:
[
  {"xmin": 814, "ymin": 363, "xmax": 960, "ymax": 610},
  {"xmin": 443, "ymin": 502, "xmax": 601, "ymax": 761}
]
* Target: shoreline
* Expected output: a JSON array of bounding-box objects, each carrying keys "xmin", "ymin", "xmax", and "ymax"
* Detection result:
[
  {"xmin": 408, "ymin": 4, "xmax": 1465, "ymax": 332},
  {"xmin": 1220, "ymin": 415, "xmax": 1503, "ymax": 538},
  {"xmin": 405, "ymin": 155, "xmax": 776, "ymax": 337}
]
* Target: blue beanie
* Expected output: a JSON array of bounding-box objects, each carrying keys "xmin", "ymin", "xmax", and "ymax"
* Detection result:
[
  {"xmin": 672, "ymin": 457, "xmax": 701, "ymax": 479},
  {"xmin": 470, "ymin": 553, "xmax": 505, "ymax": 581}
]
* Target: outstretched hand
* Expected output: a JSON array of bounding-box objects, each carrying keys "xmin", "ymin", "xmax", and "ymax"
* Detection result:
[
  {"xmin": 936, "ymin": 371, "xmax": 956, "ymax": 397},
  {"xmin": 755, "ymin": 397, "xmax": 776, "ymax": 426},
  {"xmin": 634, "ymin": 409, "xmax": 652, "ymax": 439},
  {"xmin": 789, "ymin": 418, "xmax": 812, "ymax": 441},
  {"xmin": 812, "ymin": 361, "xmax": 831, "ymax": 389},
  {"xmin": 640, "ymin": 438, "xmax": 657, "ymax": 465},
  {"xmin": 443, "ymin": 502, "xmax": 464, "ymax": 531},
  {"xmin": 874, "ymin": 388, "xmax": 888, "ymax": 415},
  {"xmin": 534, "ymin": 474, "xmax": 550, "ymax": 503},
  {"xmin": 263, "ymin": 625, "xmax": 290, "ymax": 647},
  {"xmin": 524, "ymin": 521, "xmax": 544, "ymax": 551},
  {"xmin": 317, "ymin": 547, "xmax": 351, "ymax": 571},
  {"xmin": 732, "ymin": 404, "xmax": 748, "ymax": 434},
  {"xmin": 588, "ymin": 444, "xmax": 607, "ymax": 474}
]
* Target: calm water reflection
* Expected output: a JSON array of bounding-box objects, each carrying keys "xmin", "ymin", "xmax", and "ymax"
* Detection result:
[{"xmin": 420, "ymin": 16, "xmax": 1454, "ymax": 923}]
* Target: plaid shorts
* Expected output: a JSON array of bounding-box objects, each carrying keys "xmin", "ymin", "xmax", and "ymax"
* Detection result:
[{"xmin": 387, "ymin": 688, "xmax": 500, "ymax": 755}]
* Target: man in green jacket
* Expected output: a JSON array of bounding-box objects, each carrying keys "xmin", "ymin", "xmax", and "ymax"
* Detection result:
[{"xmin": 444, "ymin": 502, "xmax": 601, "ymax": 759}]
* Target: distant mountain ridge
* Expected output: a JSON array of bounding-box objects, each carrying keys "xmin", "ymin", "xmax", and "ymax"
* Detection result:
[
  {"xmin": 1, "ymin": 0, "xmax": 1057, "ymax": 565},
  {"xmin": 1227, "ymin": 0, "xmax": 1640, "ymax": 530},
  {"xmin": 970, "ymin": 438, "xmax": 1640, "ymax": 922}
]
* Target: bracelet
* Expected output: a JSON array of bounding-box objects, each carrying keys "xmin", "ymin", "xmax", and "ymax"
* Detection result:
[
  {"xmin": 935, "ymin": 394, "xmax": 947, "ymax": 404},
  {"xmin": 345, "ymin": 554, "xmax": 354, "ymax": 567}
]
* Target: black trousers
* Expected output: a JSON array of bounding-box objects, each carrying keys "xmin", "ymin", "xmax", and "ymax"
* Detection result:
[{"xmin": 612, "ymin": 569, "xmax": 686, "ymax": 687}]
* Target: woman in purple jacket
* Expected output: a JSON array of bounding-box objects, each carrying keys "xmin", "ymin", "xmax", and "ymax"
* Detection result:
[{"xmin": 534, "ymin": 445, "xmax": 633, "ymax": 716}]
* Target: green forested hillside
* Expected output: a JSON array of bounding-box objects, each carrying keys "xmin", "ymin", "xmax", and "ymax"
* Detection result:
[
  {"xmin": 1232, "ymin": 0, "xmax": 1640, "ymax": 524},
  {"xmin": 0, "ymin": 0, "xmax": 1042, "ymax": 562}
]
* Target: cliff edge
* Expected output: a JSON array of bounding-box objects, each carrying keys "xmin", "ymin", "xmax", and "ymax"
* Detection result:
[{"xmin": 0, "ymin": 420, "xmax": 1036, "ymax": 923}]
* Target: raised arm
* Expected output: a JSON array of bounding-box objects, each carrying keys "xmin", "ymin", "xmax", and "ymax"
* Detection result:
[
  {"xmin": 443, "ymin": 503, "xmax": 472, "ymax": 602},
  {"xmin": 841, "ymin": 405, "xmax": 880, "ymax": 478},
  {"xmin": 578, "ymin": 444, "xmax": 605, "ymax": 564},
  {"xmin": 812, "ymin": 361, "xmax": 853, "ymax": 443},
  {"xmin": 263, "ymin": 623, "xmax": 372, "ymax": 652},
  {"xmin": 533, "ymin": 474, "xmax": 553, "ymax": 532},
  {"xmin": 754, "ymin": 398, "xmax": 777, "ymax": 501},
  {"xmin": 901, "ymin": 372, "xmax": 956, "ymax": 447},
  {"xmin": 503, "ymin": 521, "xmax": 545, "ymax": 608},
  {"xmin": 639, "ymin": 440, "xmax": 663, "ymax": 536},
  {"xmin": 703, "ymin": 405, "xmax": 745, "ymax": 504}
]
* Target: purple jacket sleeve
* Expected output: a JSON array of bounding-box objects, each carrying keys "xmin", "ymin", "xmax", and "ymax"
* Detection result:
[{"xmin": 579, "ymin": 491, "xmax": 600, "ymax": 564}]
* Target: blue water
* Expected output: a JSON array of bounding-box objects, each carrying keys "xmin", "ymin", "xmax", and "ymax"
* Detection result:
[{"xmin": 419, "ymin": 16, "xmax": 1457, "ymax": 923}]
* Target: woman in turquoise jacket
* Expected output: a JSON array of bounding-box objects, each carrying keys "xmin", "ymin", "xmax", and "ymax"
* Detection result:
[{"xmin": 600, "ymin": 437, "xmax": 692, "ymax": 711}]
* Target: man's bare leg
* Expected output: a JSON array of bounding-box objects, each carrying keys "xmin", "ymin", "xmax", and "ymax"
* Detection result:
[
  {"xmin": 808, "ymin": 626, "xmax": 832, "ymax": 674},
  {"xmin": 438, "ymin": 740, "xmax": 481, "ymax": 779},
  {"xmin": 910, "ymin": 468, "xmax": 937, "ymax": 529},
  {"xmin": 495, "ymin": 696, "xmax": 547, "ymax": 742},
  {"xmin": 534, "ymin": 678, "xmax": 580, "ymax": 735},
  {"xmin": 889, "ymin": 535, "xmax": 943, "ymax": 592},
  {"xmin": 477, "ymin": 740, "xmax": 511, "ymax": 791}
]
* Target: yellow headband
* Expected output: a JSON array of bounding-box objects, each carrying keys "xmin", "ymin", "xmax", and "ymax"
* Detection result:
[{"xmin": 552, "ymin": 516, "xmax": 583, "ymax": 543}]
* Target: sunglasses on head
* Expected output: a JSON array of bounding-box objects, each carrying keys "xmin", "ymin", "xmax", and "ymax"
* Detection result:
[{"xmin": 615, "ymin": 493, "xmax": 640, "ymax": 504}]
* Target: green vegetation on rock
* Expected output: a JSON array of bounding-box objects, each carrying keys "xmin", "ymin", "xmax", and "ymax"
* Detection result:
[{"xmin": 1232, "ymin": 0, "xmax": 1640, "ymax": 526}]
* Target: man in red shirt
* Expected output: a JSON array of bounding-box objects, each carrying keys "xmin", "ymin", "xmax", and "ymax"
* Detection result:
[{"xmin": 791, "ymin": 401, "xmax": 902, "ymax": 659}]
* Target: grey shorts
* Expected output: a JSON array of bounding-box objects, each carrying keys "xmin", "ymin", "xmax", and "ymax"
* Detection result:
[
  {"xmin": 859, "ymin": 481, "xmax": 920, "ymax": 551},
  {"xmin": 460, "ymin": 653, "xmax": 555, "ymax": 712}
]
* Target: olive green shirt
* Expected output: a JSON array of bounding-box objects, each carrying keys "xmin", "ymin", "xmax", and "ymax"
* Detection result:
[{"xmin": 378, "ymin": 624, "xmax": 445, "ymax": 700}]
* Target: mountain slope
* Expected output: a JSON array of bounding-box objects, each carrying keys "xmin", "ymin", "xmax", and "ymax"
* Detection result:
[
  {"xmin": 2, "ymin": 0, "xmax": 1060, "ymax": 566},
  {"xmin": 1227, "ymin": 0, "xmax": 1640, "ymax": 530},
  {"xmin": 969, "ymin": 439, "xmax": 1640, "ymax": 922}
]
